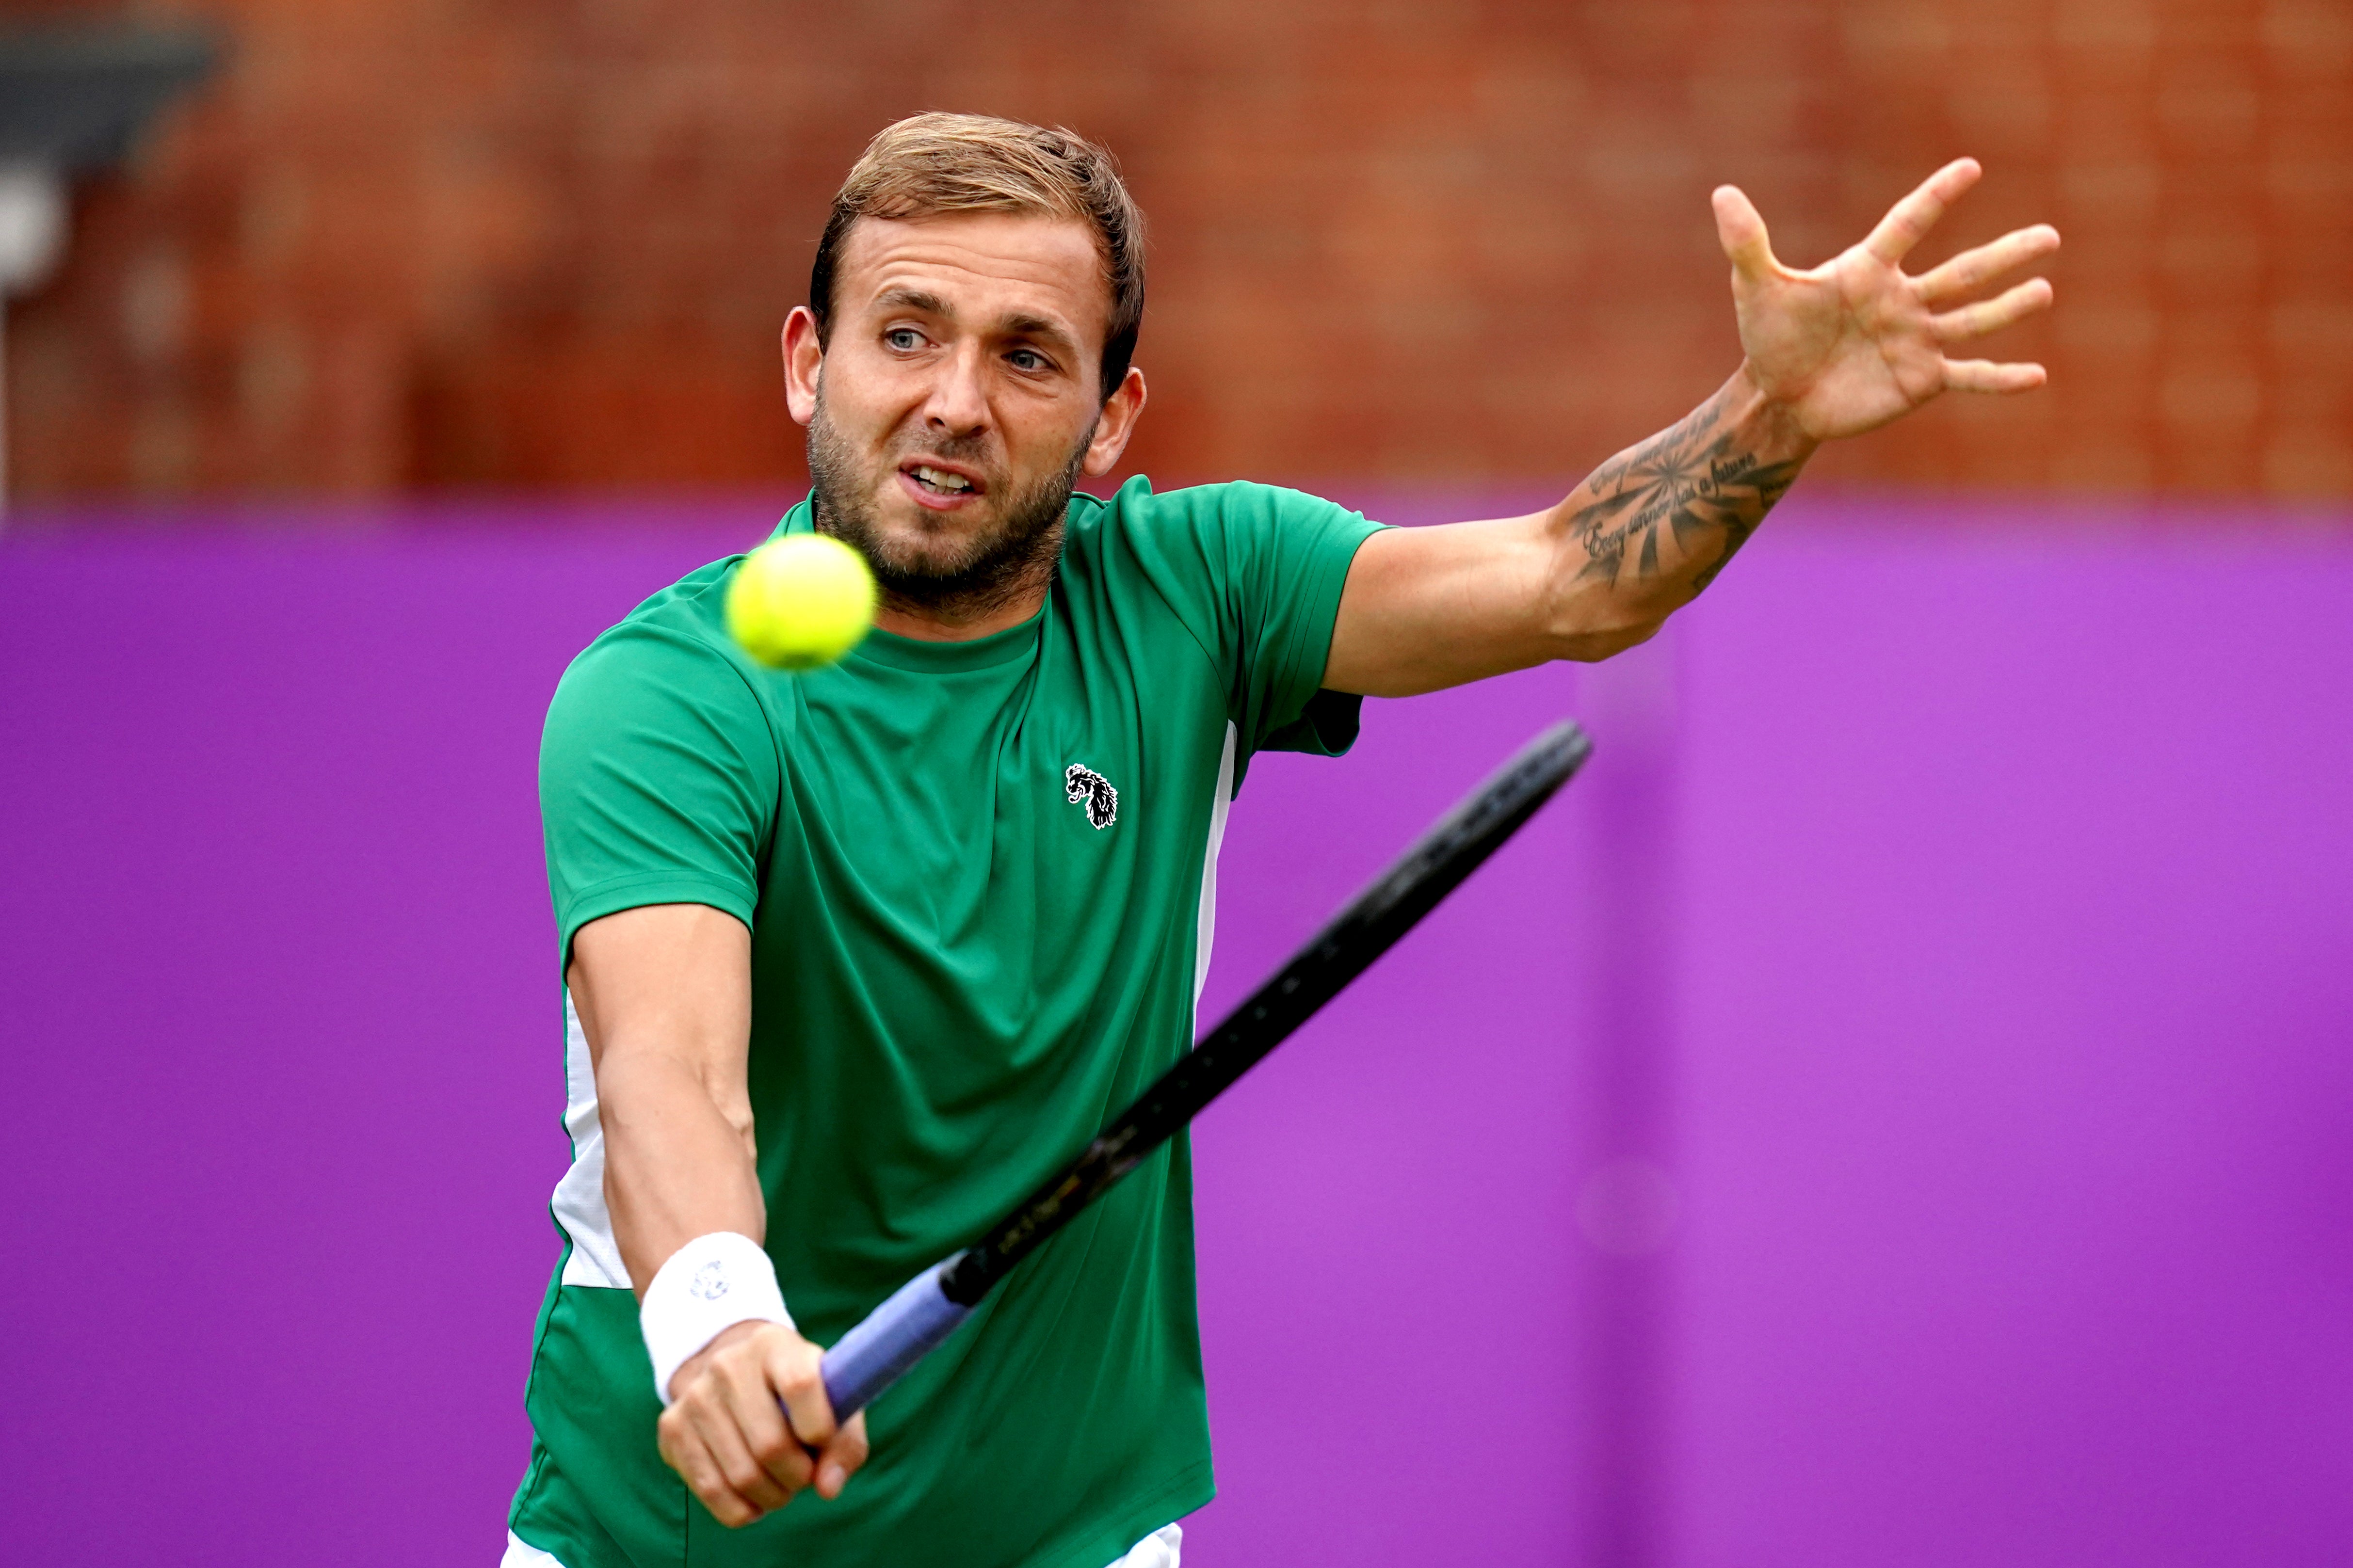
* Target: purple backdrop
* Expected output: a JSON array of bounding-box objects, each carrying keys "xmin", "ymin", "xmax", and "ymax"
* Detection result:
[{"xmin": 2, "ymin": 500, "xmax": 2348, "ymax": 1567}]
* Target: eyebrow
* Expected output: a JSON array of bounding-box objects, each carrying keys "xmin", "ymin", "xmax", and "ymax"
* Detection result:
[
  {"xmin": 875, "ymin": 286, "xmax": 953, "ymax": 318},
  {"xmin": 1002, "ymin": 312, "xmax": 1068, "ymax": 343},
  {"xmin": 872, "ymin": 288, "xmax": 1081, "ymax": 357}
]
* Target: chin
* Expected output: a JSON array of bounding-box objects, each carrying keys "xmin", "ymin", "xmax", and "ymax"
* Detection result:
[{"xmin": 861, "ymin": 494, "xmax": 996, "ymax": 575}]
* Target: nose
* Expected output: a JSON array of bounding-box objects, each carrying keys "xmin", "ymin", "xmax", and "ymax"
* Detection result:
[{"xmin": 922, "ymin": 340, "xmax": 990, "ymax": 439}]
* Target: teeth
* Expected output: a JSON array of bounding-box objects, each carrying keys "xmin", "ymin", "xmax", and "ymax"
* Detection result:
[{"xmin": 913, "ymin": 465, "xmax": 972, "ymax": 492}]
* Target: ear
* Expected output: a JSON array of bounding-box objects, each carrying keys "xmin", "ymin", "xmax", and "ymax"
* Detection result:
[
  {"xmin": 782, "ymin": 306, "xmax": 823, "ymax": 427},
  {"xmin": 1081, "ymin": 366, "xmax": 1147, "ymax": 478}
]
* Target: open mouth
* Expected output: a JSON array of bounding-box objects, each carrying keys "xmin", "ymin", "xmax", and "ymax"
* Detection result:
[{"xmin": 906, "ymin": 463, "xmax": 978, "ymax": 496}]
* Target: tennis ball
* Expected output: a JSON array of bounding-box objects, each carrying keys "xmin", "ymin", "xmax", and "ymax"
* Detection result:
[{"xmin": 725, "ymin": 533, "xmax": 878, "ymax": 671}]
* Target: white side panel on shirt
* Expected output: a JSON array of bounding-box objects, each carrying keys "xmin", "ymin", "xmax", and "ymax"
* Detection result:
[
  {"xmin": 554, "ymin": 720, "xmax": 1233, "ymax": 1290},
  {"xmin": 1115, "ymin": 1524, "xmax": 1183, "ymax": 1566},
  {"xmin": 1193, "ymin": 722, "xmax": 1238, "ymax": 1006},
  {"xmin": 552, "ymin": 992, "xmax": 630, "ymax": 1289},
  {"xmin": 502, "ymin": 1531, "xmax": 565, "ymax": 1567}
]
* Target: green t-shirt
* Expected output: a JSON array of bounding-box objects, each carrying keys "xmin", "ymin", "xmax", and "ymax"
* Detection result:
[{"xmin": 512, "ymin": 477, "xmax": 1384, "ymax": 1568}]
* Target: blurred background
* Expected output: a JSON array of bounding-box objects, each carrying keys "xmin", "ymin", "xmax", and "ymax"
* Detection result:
[
  {"xmin": 6, "ymin": 0, "xmax": 2350, "ymax": 499},
  {"xmin": 3, "ymin": 2, "xmax": 2350, "ymax": 1566}
]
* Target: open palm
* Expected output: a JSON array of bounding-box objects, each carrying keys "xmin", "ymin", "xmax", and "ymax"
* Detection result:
[{"xmin": 1715, "ymin": 159, "xmax": 2060, "ymax": 442}]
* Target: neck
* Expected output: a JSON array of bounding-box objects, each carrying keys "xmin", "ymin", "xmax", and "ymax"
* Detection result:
[{"xmin": 869, "ymin": 521, "xmax": 1063, "ymax": 642}]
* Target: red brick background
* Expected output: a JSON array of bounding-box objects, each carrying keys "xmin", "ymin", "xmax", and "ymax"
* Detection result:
[{"xmin": 7, "ymin": 0, "xmax": 2348, "ymax": 499}]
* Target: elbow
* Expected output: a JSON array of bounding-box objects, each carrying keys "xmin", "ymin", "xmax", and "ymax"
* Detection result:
[
  {"xmin": 595, "ymin": 1043, "xmax": 757, "ymax": 1146},
  {"xmin": 1546, "ymin": 604, "xmax": 1667, "ymax": 664},
  {"xmin": 1565, "ymin": 619, "xmax": 1666, "ymax": 663},
  {"xmin": 1539, "ymin": 570, "xmax": 1674, "ymax": 664},
  {"xmin": 722, "ymin": 1101, "xmax": 758, "ymax": 1161}
]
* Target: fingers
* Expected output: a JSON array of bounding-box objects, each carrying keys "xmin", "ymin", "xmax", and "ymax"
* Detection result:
[
  {"xmin": 814, "ymin": 1412, "xmax": 870, "ymax": 1500},
  {"xmin": 761, "ymin": 1334, "xmax": 866, "ymax": 1498},
  {"xmin": 770, "ymin": 1331, "xmax": 839, "ymax": 1456},
  {"xmin": 1914, "ymin": 224, "xmax": 2061, "ymax": 306},
  {"xmin": 658, "ymin": 1404, "xmax": 775, "ymax": 1528},
  {"xmin": 1932, "ymin": 277, "xmax": 2054, "ymax": 343},
  {"xmin": 692, "ymin": 1389, "xmax": 800, "ymax": 1515},
  {"xmin": 1863, "ymin": 157, "xmax": 1982, "ymax": 265},
  {"xmin": 721, "ymin": 1344, "xmax": 815, "ymax": 1496},
  {"xmin": 1711, "ymin": 185, "xmax": 1779, "ymax": 282},
  {"xmin": 1942, "ymin": 358, "xmax": 2047, "ymax": 394},
  {"xmin": 657, "ymin": 1323, "xmax": 854, "ymax": 1529}
]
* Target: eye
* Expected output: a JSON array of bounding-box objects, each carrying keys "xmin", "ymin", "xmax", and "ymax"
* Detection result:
[
  {"xmin": 1007, "ymin": 348, "xmax": 1051, "ymax": 373},
  {"xmin": 885, "ymin": 327, "xmax": 925, "ymax": 352}
]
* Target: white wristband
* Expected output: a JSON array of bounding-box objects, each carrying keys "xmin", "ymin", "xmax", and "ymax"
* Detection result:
[{"xmin": 640, "ymin": 1232, "xmax": 794, "ymax": 1405}]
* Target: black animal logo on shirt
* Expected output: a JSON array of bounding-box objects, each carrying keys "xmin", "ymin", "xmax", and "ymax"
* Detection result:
[{"xmin": 1064, "ymin": 764, "xmax": 1118, "ymax": 830}]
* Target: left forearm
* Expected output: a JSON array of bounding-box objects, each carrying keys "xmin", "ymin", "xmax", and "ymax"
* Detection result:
[{"xmin": 1539, "ymin": 367, "xmax": 1815, "ymax": 652}]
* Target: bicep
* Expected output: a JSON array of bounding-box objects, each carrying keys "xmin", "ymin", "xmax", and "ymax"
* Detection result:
[
  {"xmin": 568, "ymin": 903, "xmax": 755, "ymax": 1142},
  {"xmin": 1323, "ymin": 508, "xmax": 1677, "ymax": 697},
  {"xmin": 1324, "ymin": 512, "xmax": 1660, "ymax": 697}
]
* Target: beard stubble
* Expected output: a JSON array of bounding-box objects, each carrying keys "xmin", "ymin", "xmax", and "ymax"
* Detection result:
[{"xmin": 806, "ymin": 383, "xmax": 1096, "ymax": 626}]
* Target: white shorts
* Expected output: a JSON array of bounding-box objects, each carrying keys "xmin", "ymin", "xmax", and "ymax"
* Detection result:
[{"xmin": 503, "ymin": 1520, "xmax": 1182, "ymax": 1568}]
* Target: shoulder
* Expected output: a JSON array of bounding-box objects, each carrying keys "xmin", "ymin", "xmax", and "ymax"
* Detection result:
[
  {"xmin": 1075, "ymin": 477, "xmax": 1348, "ymax": 535},
  {"xmin": 563, "ymin": 495, "xmax": 813, "ymax": 691},
  {"xmin": 1067, "ymin": 477, "xmax": 1366, "ymax": 571},
  {"xmin": 548, "ymin": 555, "xmax": 768, "ymax": 735},
  {"xmin": 564, "ymin": 558, "xmax": 739, "ymax": 679}
]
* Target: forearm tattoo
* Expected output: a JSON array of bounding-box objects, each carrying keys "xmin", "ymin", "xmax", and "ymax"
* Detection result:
[{"xmin": 1566, "ymin": 396, "xmax": 1804, "ymax": 595}]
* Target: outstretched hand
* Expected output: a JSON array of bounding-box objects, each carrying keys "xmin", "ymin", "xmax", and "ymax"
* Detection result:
[{"xmin": 1714, "ymin": 159, "xmax": 2059, "ymax": 442}]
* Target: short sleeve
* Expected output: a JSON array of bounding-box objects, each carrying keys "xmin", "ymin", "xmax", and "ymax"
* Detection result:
[
  {"xmin": 1111, "ymin": 479, "xmax": 1386, "ymax": 759},
  {"xmin": 538, "ymin": 622, "xmax": 780, "ymax": 971}
]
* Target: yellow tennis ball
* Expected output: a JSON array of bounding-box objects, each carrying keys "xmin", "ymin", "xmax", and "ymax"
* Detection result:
[{"xmin": 724, "ymin": 533, "xmax": 877, "ymax": 671}]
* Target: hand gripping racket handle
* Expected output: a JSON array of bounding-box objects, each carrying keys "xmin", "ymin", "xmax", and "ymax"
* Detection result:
[{"xmin": 818, "ymin": 1259, "xmax": 972, "ymax": 1420}]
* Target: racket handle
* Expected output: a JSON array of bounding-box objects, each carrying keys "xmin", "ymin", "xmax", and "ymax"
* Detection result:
[{"xmin": 818, "ymin": 1259, "xmax": 971, "ymax": 1421}]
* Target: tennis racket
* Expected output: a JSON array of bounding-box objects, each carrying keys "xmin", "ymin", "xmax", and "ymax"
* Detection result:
[{"xmin": 819, "ymin": 718, "xmax": 1594, "ymax": 1420}]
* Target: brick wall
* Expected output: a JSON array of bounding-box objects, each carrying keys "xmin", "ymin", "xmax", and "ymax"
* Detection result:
[{"xmin": 7, "ymin": 0, "xmax": 2348, "ymax": 499}]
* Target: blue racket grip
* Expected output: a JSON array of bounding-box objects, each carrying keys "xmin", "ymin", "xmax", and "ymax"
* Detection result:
[{"xmin": 818, "ymin": 1259, "xmax": 971, "ymax": 1420}]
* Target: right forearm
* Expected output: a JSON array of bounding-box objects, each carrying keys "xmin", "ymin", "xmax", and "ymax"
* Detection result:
[
  {"xmin": 562, "ymin": 905, "xmax": 861, "ymax": 1520},
  {"xmin": 598, "ymin": 1049, "xmax": 766, "ymax": 1297}
]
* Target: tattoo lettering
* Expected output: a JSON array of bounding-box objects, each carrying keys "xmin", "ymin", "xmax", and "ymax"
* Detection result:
[{"xmin": 1565, "ymin": 398, "xmax": 1802, "ymax": 595}]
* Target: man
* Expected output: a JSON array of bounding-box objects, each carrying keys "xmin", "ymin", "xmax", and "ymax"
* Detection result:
[{"xmin": 506, "ymin": 113, "xmax": 2056, "ymax": 1568}]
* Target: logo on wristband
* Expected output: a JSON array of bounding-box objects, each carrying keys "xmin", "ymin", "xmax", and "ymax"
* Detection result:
[{"xmin": 689, "ymin": 1261, "xmax": 731, "ymax": 1301}]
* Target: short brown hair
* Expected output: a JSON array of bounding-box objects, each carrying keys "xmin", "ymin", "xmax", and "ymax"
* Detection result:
[{"xmin": 809, "ymin": 113, "xmax": 1147, "ymax": 400}]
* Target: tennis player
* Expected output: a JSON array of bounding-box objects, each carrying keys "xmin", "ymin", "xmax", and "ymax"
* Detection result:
[{"xmin": 505, "ymin": 113, "xmax": 2056, "ymax": 1567}]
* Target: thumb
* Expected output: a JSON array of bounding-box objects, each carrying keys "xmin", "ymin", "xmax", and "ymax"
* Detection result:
[
  {"xmin": 769, "ymin": 1329, "xmax": 838, "ymax": 1451},
  {"xmin": 1712, "ymin": 185, "xmax": 1777, "ymax": 282},
  {"xmin": 814, "ymin": 1410, "xmax": 869, "ymax": 1499}
]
